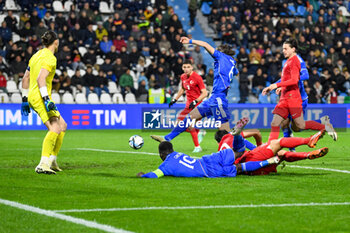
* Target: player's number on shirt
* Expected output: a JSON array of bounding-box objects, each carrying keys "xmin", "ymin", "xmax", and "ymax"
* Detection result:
[
  {"xmin": 179, "ymin": 156, "xmax": 196, "ymax": 169},
  {"xmin": 186, "ymin": 85, "xmax": 190, "ymax": 90},
  {"xmin": 228, "ymin": 60, "xmax": 237, "ymax": 82}
]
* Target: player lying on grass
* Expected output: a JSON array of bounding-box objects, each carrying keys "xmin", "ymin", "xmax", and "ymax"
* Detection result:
[
  {"xmin": 216, "ymin": 118, "xmax": 328, "ymax": 175},
  {"xmin": 216, "ymin": 128, "xmax": 262, "ymax": 152},
  {"xmin": 137, "ymin": 141, "xmax": 280, "ymax": 178}
]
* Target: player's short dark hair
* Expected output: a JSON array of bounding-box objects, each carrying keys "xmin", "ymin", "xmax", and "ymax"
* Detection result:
[
  {"xmin": 41, "ymin": 30, "xmax": 58, "ymax": 47},
  {"xmin": 217, "ymin": 44, "xmax": 235, "ymax": 57},
  {"xmin": 158, "ymin": 141, "xmax": 174, "ymax": 161},
  {"xmin": 183, "ymin": 59, "xmax": 192, "ymax": 65},
  {"xmin": 284, "ymin": 38, "xmax": 298, "ymax": 52},
  {"xmin": 215, "ymin": 130, "xmax": 229, "ymax": 143}
]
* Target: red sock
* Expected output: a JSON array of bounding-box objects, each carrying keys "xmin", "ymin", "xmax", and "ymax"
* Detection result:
[
  {"xmin": 188, "ymin": 128, "xmax": 199, "ymax": 147},
  {"xmin": 305, "ymin": 121, "xmax": 325, "ymax": 130},
  {"xmin": 279, "ymin": 137, "xmax": 309, "ymax": 148},
  {"xmin": 283, "ymin": 151, "xmax": 308, "ymax": 162},
  {"xmin": 268, "ymin": 126, "xmax": 280, "ymax": 144}
]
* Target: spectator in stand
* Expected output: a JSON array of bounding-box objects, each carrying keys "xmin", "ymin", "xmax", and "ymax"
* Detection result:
[
  {"xmin": 96, "ymin": 70, "xmax": 109, "ymax": 97},
  {"xmin": 55, "ymin": 12, "xmax": 66, "ymax": 31},
  {"xmin": 83, "ymin": 65, "xmax": 99, "ymax": 97},
  {"xmin": 236, "ymin": 47, "xmax": 249, "ymax": 70},
  {"xmin": 43, "ymin": 12, "xmax": 54, "ymax": 28},
  {"xmin": 57, "ymin": 45, "xmax": 72, "ymax": 70},
  {"xmin": 83, "ymin": 47, "xmax": 97, "ymax": 66},
  {"xmin": 29, "ymin": 10, "xmax": 41, "ymax": 29},
  {"xmin": 129, "ymin": 46, "xmax": 143, "ymax": 67},
  {"xmin": 113, "ymin": 35, "xmax": 126, "ymax": 52},
  {"xmin": 95, "ymin": 22, "xmax": 108, "ymax": 41},
  {"xmin": 137, "ymin": 79, "xmax": 149, "ymax": 101},
  {"xmin": 58, "ymin": 71, "xmax": 72, "ymax": 93},
  {"xmin": 119, "ymin": 69, "xmax": 136, "ymax": 97},
  {"xmin": 252, "ymin": 68, "xmax": 265, "ymax": 95},
  {"xmin": 84, "ymin": 24, "xmax": 96, "ymax": 46},
  {"xmin": 67, "ymin": 12, "xmax": 78, "ymax": 29},
  {"xmin": 0, "ymin": 71, "xmax": 7, "ymax": 93},
  {"xmin": 35, "ymin": 21, "xmax": 47, "ymax": 38},
  {"xmin": 0, "ymin": 21, "xmax": 12, "ymax": 44},
  {"xmin": 71, "ymin": 48, "xmax": 85, "ymax": 71},
  {"xmin": 5, "ymin": 11, "xmax": 18, "ymax": 34},
  {"xmin": 192, "ymin": 46, "xmax": 203, "ymax": 66},
  {"xmin": 71, "ymin": 23, "xmax": 86, "ymax": 46},
  {"xmin": 205, "ymin": 68, "xmax": 214, "ymax": 94},
  {"xmin": 79, "ymin": 11, "xmax": 92, "ymax": 30},
  {"xmin": 118, "ymin": 46, "xmax": 129, "ymax": 67},
  {"xmin": 71, "ymin": 69, "xmax": 85, "ymax": 93},
  {"xmin": 100, "ymin": 58, "xmax": 116, "ymax": 82},
  {"xmin": 156, "ymin": 66, "xmax": 168, "ymax": 88},
  {"xmin": 239, "ymin": 66, "xmax": 250, "ymax": 103},
  {"xmin": 0, "ymin": 56, "xmax": 9, "ymax": 75},
  {"xmin": 11, "ymin": 55, "xmax": 26, "ymax": 84},
  {"xmin": 324, "ymin": 86, "xmax": 338, "ymax": 103},
  {"xmin": 113, "ymin": 57, "xmax": 127, "ymax": 84},
  {"xmin": 100, "ymin": 35, "xmax": 113, "ymax": 54},
  {"xmin": 106, "ymin": 45, "xmax": 118, "ymax": 61},
  {"xmin": 126, "ymin": 36, "xmax": 137, "ymax": 53},
  {"xmin": 159, "ymin": 34, "xmax": 171, "ymax": 52}
]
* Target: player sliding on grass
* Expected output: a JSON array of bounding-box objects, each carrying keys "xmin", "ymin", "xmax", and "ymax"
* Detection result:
[
  {"xmin": 151, "ymin": 37, "xmax": 238, "ymax": 144},
  {"xmin": 168, "ymin": 60, "xmax": 207, "ymax": 153},
  {"xmin": 21, "ymin": 31, "xmax": 67, "ymax": 175},
  {"xmin": 216, "ymin": 118, "xmax": 328, "ymax": 175},
  {"xmin": 262, "ymin": 38, "xmax": 337, "ymax": 144}
]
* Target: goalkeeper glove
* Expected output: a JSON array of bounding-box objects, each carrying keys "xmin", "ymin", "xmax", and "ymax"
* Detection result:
[
  {"xmin": 189, "ymin": 100, "xmax": 198, "ymax": 109},
  {"xmin": 169, "ymin": 98, "xmax": 177, "ymax": 108},
  {"xmin": 21, "ymin": 96, "xmax": 31, "ymax": 116},
  {"xmin": 43, "ymin": 96, "xmax": 57, "ymax": 112}
]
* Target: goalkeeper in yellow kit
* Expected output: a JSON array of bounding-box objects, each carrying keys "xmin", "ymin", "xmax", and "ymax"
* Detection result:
[{"xmin": 21, "ymin": 31, "xmax": 67, "ymax": 174}]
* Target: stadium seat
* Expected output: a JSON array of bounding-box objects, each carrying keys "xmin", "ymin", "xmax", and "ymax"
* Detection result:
[
  {"xmin": 138, "ymin": 94, "xmax": 148, "ymax": 103},
  {"xmin": 337, "ymin": 96, "xmax": 345, "ymax": 104},
  {"xmin": 6, "ymin": 80, "xmax": 19, "ymax": 93},
  {"xmin": 92, "ymin": 69, "xmax": 98, "ymax": 76},
  {"xmin": 4, "ymin": 0, "xmax": 19, "ymax": 10},
  {"xmin": 17, "ymin": 80, "xmax": 22, "ymax": 92},
  {"xmin": 0, "ymin": 93, "xmax": 10, "ymax": 103},
  {"xmin": 67, "ymin": 69, "xmax": 74, "ymax": 77},
  {"xmin": 297, "ymin": 5, "xmax": 306, "ymax": 16},
  {"xmin": 79, "ymin": 69, "xmax": 86, "ymax": 76},
  {"xmin": 99, "ymin": 1, "xmax": 112, "ymax": 13},
  {"xmin": 338, "ymin": 6, "xmax": 350, "ymax": 16},
  {"xmin": 100, "ymin": 93, "xmax": 112, "ymax": 104},
  {"xmin": 12, "ymin": 33, "xmax": 20, "ymax": 43},
  {"xmin": 51, "ymin": 92, "xmax": 61, "ymax": 104},
  {"xmin": 288, "ymin": 4, "xmax": 296, "ymax": 16},
  {"xmin": 88, "ymin": 93, "xmax": 100, "ymax": 104},
  {"xmin": 53, "ymin": 0, "xmax": 65, "ymax": 12},
  {"xmin": 75, "ymin": 93, "xmax": 88, "ymax": 104},
  {"xmin": 10, "ymin": 93, "xmax": 21, "ymax": 103},
  {"xmin": 96, "ymin": 57, "xmax": 104, "ymax": 65},
  {"xmin": 78, "ymin": 46, "xmax": 88, "ymax": 56},
  {"xmin": 62, "ymin": 92, "xmax": 74, "ymax": 104},
  {"xmin": 108, "ymin": 81, "xmax": 119, "ymax": 94},
  {"xmin": 64, "ymin": 0, "xmax": 73, "ymax": 12},
  {"xmin": 125, "ymin": 93, "xmax": 137, "ymax": 103},
  {"xmin": 56, "ymin": 69, "xmax": 62, "ymax": 76},
  {"xmin": 112, "ymin": 93, "xmax": 124, "ymax": 103}
]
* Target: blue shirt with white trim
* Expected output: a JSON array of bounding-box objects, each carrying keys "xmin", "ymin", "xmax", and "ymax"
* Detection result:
[{"xmin": 211, "ymin": 50, "xmax": 238, "ymax": 95}]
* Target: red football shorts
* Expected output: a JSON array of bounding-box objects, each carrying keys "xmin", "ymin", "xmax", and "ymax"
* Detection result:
[{"xmin": 272, "ymin": 98, "xmax": 302, "ymax": 119}]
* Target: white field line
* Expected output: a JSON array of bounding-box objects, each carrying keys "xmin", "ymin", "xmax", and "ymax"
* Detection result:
[
  {"xmin": 287, "ymin": 165, "xmax": 350, "ymax": 174},
  {"xmin": 0, "ymin": 198, "xmax": 133, "ymax": 233},
  {"xmin": 53, "ymin": 202, "xmax": 350, "ymax": 213}
]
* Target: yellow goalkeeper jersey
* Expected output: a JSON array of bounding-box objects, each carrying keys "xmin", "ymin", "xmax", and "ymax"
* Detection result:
[{"xmin": 28, "ymin": 48, "xmax": 57, "ymax": 101}]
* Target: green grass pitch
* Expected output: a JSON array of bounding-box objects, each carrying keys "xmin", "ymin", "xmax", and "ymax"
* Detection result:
[{"xmin": 0, "ymin": 129, "xmax": 349, "ymax": 233}]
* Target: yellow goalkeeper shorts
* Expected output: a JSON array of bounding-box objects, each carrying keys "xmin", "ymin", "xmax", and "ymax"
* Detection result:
[{"xmin": 29, "ymin": 97, "xmax": 60, "ymax": 124}]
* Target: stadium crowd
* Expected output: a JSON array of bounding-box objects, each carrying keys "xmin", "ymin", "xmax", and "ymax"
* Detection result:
[{"xmin": 0, "ymin": 0, "xmax": 349, "ymax": 104}]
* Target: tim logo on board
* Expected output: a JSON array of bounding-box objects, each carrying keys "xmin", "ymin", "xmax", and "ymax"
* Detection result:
[{"xmin": 143, "ymin": 109, "xmax": 161, "ymax": 129}]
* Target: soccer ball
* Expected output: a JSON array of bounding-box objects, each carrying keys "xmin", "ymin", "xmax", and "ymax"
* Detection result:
[{"xmin": 129, "ymin": 135, "xmax": 144, "ymax": 150}]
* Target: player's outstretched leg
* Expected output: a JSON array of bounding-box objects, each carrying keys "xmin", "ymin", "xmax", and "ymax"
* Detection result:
[
  {"xmin": 321, "ymin": 116, "xmax": 337, "ymax": 141},
  {"xmin": 240, "ymin": 156, "xmax": 280, "ymax": 172},
  {"xmin": 231, "ymin": 117, "xmax": 249, "ymax": 135},
  {"xmin": 150, "ymin": 135, "xmax": 166, "ymax": 143},
  {"xmin": 278, "ymin": 130, "xmax": 325, "ymax": 149},
  {"xmin": 307, "ymin": 130, "xmax": 325, "ymax": 148},
  {"xmin": 307, "ymin": 147, "xmax": 329, "ymax": 160}
]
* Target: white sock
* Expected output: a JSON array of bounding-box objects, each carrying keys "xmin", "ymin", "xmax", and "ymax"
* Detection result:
[
  {"xmin": 49, "ymin": 155, "xmax": 57, "ymax": 164},
  {"xmin": 39, "ymin": 156, "xmax": 50, "ymax": 166}
]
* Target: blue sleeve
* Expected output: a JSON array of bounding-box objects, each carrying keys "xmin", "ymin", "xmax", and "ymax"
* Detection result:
[
  {"xmin": 300, "ymin": 68, "xmax": 309, "ymax": 81},
  {"xmin": 244, "ymin": 139, "xmax": 257, "ymax": 150},
  {"xmin": 211, "ymin": 50, "xmax": 221, "ymax": 60},
  {"xmin": 141, "ymin": 169, "xmax": 165, "ymax": 178},
  {"xmin": 274, "ymin": 79, "xmax": 281, "ymax": 84}
]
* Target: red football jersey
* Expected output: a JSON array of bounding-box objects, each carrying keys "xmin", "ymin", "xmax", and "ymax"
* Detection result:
[
  {"xmin": 180, "ymin": 71, "xmax": 205, "ymax": 104},
  {"xmin": 218, "ymin": 134, "xmax": 234, "ymax": 151},
  {"xmin": 277, "ymin": 55, "xmax": 301, "ymax": 100}
]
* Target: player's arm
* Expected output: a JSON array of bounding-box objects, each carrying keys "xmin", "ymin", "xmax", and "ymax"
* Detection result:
[
  {"xmin": 169, "ymin": 86, "xmax": 185, "ymax": 108},
  {"xmin": 37, "ymin": 68, "xmax": 57, "ymax": 112},
  {"xmin": 263, "ymin": 65, "xmax": 300, "ymax": 95},
  {"xmin": 189, "ymin": 88, "xmax": 207, "ymax": 109},
  {"xmin": 242, "ymin": 129, "xmax": 262, "ymax": 146},
  {"xmin": 21, "ymin": 67, "xmax": 31, "ymax": 116},
  {"xmin": 137, "ymin": 169, "xmax": 164, "ymax": 178},
  {"xmin": 180, "ymin": 37, "xmax": 215, "ymax": 55}
]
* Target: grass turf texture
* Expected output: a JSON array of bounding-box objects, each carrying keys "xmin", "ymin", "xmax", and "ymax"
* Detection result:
[{"xmin": 0, "ymin": 129, "xmax": 349, "ymax": 233}]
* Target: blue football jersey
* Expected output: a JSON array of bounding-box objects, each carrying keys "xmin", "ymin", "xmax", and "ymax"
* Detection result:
[
  {"xmin": 158, "ymin": 152, "xmax": 208, "ymax": 177},
  {"xmin": 211, "ymin": 50, "xmax": 238, "ymax": 95}
]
